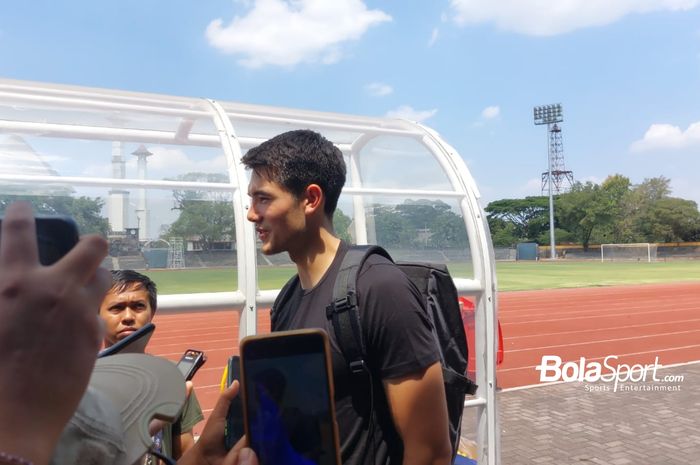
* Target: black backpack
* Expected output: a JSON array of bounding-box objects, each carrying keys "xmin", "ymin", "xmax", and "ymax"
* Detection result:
[{"xmin": 272, "ymin": 245, "xmax": 477, "ymax": 460}]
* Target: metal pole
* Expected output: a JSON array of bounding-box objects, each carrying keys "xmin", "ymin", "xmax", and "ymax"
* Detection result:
[{"xmin": 547, "ymin": 124, "xmax": 556, "ymax": 259}]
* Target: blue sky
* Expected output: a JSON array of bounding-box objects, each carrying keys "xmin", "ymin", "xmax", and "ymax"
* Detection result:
[{"xmin": 2, "ymin": 0, "xmax": 700, "ymax": 207}]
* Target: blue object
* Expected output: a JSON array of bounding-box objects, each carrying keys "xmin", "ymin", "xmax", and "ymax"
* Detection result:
[{"xmin": 454, "ymin": 455, "xmax": 478, "ymax": 465}]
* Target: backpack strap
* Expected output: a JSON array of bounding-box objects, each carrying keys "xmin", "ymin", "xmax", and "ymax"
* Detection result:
[
  {"xmin": 326, "ymin": 245, "xmax": 393, "ymax": 376},
  {"xmin": 271, "ymin": 274, "xmax": 300, "ymax": 331}
]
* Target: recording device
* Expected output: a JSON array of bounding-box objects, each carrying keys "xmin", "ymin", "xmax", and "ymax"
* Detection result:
[
  {"xmin": 239, "ymin": 329, "xmax": 341, "ymax": 465},
  {"xmin": 224, "ymin": 355, "xmax": 245, "ymax": 450},
  {"xmin": 97, "ymin": 323, "xmax": 156, "ymax": 358},
  {"xmin": 176, "ymin": 349, "xmax": 207, "ymax": 381},
  {"xmin": 0, "ymin": 215, "xmax": 79, "ymax": 266}
]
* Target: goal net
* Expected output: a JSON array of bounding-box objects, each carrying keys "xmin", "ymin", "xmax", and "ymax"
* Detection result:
[{"xmin": 600, "ymin": 243, "xmax": 657, "ymax": 262}]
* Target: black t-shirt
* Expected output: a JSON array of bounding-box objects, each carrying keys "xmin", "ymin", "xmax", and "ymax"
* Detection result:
[{"xmin": 272, "ymin": 242, "xmax": 440, "ymax": 465}]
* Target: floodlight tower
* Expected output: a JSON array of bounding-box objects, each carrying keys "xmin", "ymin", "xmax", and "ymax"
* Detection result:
[
  {"xmin": 131, "ymin": 144, "xmax": 153, "ymax": 241},
  {"xmin": 533, "ymin": 104, "xmax": 573, "ymax": 259}
]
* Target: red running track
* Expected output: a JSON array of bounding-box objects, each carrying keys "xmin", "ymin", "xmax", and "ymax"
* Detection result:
[{"xmin": 147, "ymin": 281, "xmax": 700, "ymax": 436}]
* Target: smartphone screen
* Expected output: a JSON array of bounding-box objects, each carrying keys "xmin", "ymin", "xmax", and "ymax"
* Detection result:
[
  {"xmin": 177, "ymin": 349, "xmax": 206, "ymax": 381},
  {"xmin": 0, "ymin": 215, "xmax": 79, "ymax": 266},
  {"xmin": 224, "ymin": 355, "xmax": 245, "ymax": 450},
  {"xmin": 240, "ymin": 329, "xmax": 340, "ymax": 465},
  {"xmin": 97, "ymin": 323, "xmax": 155, "ymax": 358}
]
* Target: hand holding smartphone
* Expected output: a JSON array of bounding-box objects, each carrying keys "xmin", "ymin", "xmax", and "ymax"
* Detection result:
[
  {"xmin": 224, "ymin": 355, "xmax": 245, "ymax": 450},
  {"xmin": 0, "ymin": 215, "xmax": 79, "ymax": 265},
  {"xmin": 239, "ymin": 329, "xmax": 341, "ymax": 465},
  {"xmin": 97, "ymin": 323, "xmax": 156, "ymax": 358},
  {"xmin": 177, "ymin": 349, "xmax": 207, "ymax": 381}
]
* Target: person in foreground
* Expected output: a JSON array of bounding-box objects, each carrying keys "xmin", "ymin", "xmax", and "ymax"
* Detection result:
[
  {"xmin": 99, "ymin": 269, "xmax": 203, "ymax": 462},
  {"xmin": 0, "ymin": 202, "xmax": 258, "ymax": 465},
  {"xmin": 0, "ymin": 201, "xmax": 111, "ymax": 465},
  {"xmin": 243, "ymin": 130, "xmax": 452, "ymax": 465}
]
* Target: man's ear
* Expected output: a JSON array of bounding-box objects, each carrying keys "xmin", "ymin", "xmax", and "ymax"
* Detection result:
[{"xmin": 304, "ymin": 184, "xmax": 324, "ymax": 215}]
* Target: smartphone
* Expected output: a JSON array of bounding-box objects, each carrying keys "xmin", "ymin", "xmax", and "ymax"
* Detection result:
[
  {"xmin": 97, "ymin": 322, "xmax": 156, "ymax": 358},
  {"xmin": 240, "ymin": 329, "xmax": 341, "ymax": 465},
  {"xmin": 177, "ymin": 349, "xmax": 207, "ymax": 381},
  {"xmin": 0, "ymin": 215, "xmax": 79, "ymax": 266},
  {"xmin": 224, "ymin": 355, "xmax": 245, "ymax": 450}
]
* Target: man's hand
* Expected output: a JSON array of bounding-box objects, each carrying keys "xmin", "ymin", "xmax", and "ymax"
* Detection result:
[
  {"xmin": 178, "ymin": 382, "xmax": 258, "ymax": 465},
  {"xmin": 0, "ymin": 202, "xmax": 111, "ymax": 465}
]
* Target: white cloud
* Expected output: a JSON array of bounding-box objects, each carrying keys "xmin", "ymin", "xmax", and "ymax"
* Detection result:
[
  {"xmin": 449, "ymin": 0, "xmax": 699, "ymax": 36},
  {"xmin": 206, "ymin": 0, "xmax": 391, "ymax": 68},
  {"xmin": 481, "ymin": 105, "xmax": 500, "ymax": 119},
  {"xmin": 428, "ymin": 28, "xmax": 439, "ymax": 47},
  {"xmin": 630, "ymin": 121, "xmax": 700, "ymax": 152},
  {"xmin": 365, "ymin": 82, "xmax": 393, "ymax": 97},
  {"xmin": 385, "ymin": 105, "xmax": 438, "ymax": 122}
]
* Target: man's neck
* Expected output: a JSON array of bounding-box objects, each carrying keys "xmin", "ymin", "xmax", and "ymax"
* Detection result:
[{"xmin": 290, "ymin": 228, "xmax": 341, "ymax": 290}]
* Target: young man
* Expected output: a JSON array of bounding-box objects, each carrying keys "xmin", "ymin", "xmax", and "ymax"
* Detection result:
[
  {"xmin": 243, "ymin": 130, "xmax": 451, "ymax": 465},
  {"xmin": 99, "ymin": 269, "xmax": 204, "ymax": 463}
]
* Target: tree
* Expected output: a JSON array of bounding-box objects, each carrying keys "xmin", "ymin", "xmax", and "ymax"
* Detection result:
[
  {"xmin": 396, "ymin": 199, "xmax": 451, "ymax": 231},
  {"xmin": 485, "ymin": 197, "xmax": 550, "ymax": 242},
  {"xmin": 632, "ymin": 197, "xmax": 700, "ymax": 242},
  {"xmin": 170, "ymin": 172, "xmax": 232, "ymax": 208},
  {"xmin": 370, "ymin": 200, "xmax": 468, "ymax": 249},
  {"xmin": 333, "ymin": 208, "xmax": 353, "ymax": 243},
  {"xmin": 616, "ymin": 176, "xmax": 700, "ymax": 242},
  {"xmin": 167, "ymin": 199, "xmax": 235, "ymax": 250},
  {"xmin": 594, "ymin": 174, "xmax": 633, "ymax": 243},
  {"xmin": 0, "ymin": 194, "xmax": 110, "ymax": 236},
  {"xmin": 557, "ymin": 176, "xmax": 630, "ymax": 250},
  {"xmin": 372, "ymin": 204, "xmax": 413, "ymax": 248},
  {"xmin": 429, "ymin": 210, "xmax": 467, "ymax": 249},
  {"xmin": 166, "ymin": 172, "xmax": 235, "ymax": 250},
  {"xmin": 488, "ymin": 217, "xmax": 518, "ymax": 247}
]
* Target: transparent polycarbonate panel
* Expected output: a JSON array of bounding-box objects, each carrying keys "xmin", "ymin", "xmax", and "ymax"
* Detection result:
[
  {"xmin": 336, "ymin": 194, "xmax": 474, "ymax": 279},
  {"xmin": 354, "ymin": 136, "xmax": 452, "ymax": 190},
  {"xmin": 0, "ymin": 186, "xmax": 239, "ymax": 293},
  {"xmin": 0, "ymin": 134, "xmax": 230, "ymax": 183},
  {"xmin": 222, "ymin": 101, "xmax": 420, "ymax": 147},
  {"xmin": 229, "ymin": 119, "xmax": 365, "ymax": 147},
  {"xmin": 256, "ymin": 250, "xmax": 297, "ymax": 291},
  {"xmin": 0, "ymin": 91, "xmax": 217, "ymax": 136}
]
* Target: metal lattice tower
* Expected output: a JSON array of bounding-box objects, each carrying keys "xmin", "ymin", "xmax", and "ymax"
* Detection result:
[
  {"xmin": 168, "ymin": 237, "xmax": 185, "ymax": 269},
  {"xmin": 534, "ymin": 103, "xmax": 574, "ymax": 260},
  {"xmin": 540, "ymin": 123, "xmax": 574, "ymax": 194}
]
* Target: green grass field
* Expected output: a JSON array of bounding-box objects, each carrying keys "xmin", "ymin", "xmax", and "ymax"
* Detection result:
[
  {"xmin": 493, "ymin": 260, "xmax": 700, "ymax": 291},
  {"xmin": 143, "ymin": 260, "xmax": 700, "ymax": 294}
]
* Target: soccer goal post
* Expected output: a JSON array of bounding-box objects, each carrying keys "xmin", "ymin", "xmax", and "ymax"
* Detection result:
[{"xmin": 600, "ymin": 243, "xmax": 657, "ymax": 262}]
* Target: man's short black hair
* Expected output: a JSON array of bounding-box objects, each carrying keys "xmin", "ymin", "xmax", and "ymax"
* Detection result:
[
  {"xmin": 109, "ymin": 269, "xmax": 157, "ymax": 313},
  {"xmin": 241, "ymin": 129, "xmax": 346, "ymax": 217}
]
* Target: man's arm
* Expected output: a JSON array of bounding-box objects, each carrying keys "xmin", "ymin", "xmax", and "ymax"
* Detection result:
[
  {"xmin": 172, "ymin": 388, "xmax": 204, "ymax": 459},
  {"xmin": 384, "ymin": 362, "xmax": 452, "ymax": 465}
]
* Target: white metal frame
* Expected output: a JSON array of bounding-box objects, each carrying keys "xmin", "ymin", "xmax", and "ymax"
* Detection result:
[{"xmin": 0, "ymin": 78, "xmax": 500, "ymax": 464}]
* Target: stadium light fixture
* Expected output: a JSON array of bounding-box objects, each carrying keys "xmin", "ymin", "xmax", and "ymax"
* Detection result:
[{"xmin": 533, "ymin": 103, "xmax": 563, "ymax": 259}]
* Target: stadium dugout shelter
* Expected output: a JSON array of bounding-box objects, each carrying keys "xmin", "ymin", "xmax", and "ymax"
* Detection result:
[{"xmin": 0, "ymin": 78, "xmax": 500, "ymax": 464}]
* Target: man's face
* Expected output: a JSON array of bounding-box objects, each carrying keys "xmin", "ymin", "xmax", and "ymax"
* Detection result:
[
  {"xmin": 247, "ymin": 171, "xmax": 307, "ymax": 256},
  {"xmin": 99, "ymin": 283, "xmax": 154, "ymax": 348}
]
